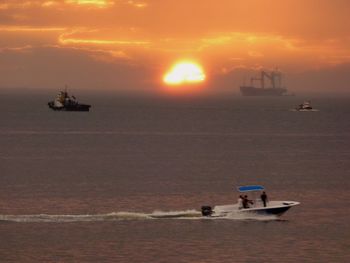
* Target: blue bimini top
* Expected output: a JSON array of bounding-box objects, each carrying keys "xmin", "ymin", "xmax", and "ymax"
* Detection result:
[{"xmin": 237, "ymin": 185, "xmax": 265, "ymax": 192}]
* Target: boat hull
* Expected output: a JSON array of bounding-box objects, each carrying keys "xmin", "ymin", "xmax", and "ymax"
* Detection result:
[
  {"xmin": 296, "ymin": 109, "xmax": 318, "ymax": 112},
  {"xmin": 243, "ymin": 205, "xmax": 291, "ymax": 216},
  {"xmin": 290, "ymin": 109, "xmax": 319, "ymax": 112},
  {"xmin": 209, "ymin": 201, "xmax": 299, "ymax": 218},
  {"xmin": 240, "ymin": 86, "xmax": 287, "ymax": 96},
  {"xmin": 48, "ymin": 101, "xmax": 91, "ymax": 111}
]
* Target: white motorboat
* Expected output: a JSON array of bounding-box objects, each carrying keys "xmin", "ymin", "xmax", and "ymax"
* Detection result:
[
  {"xmin": 201, "ymin": 185, "xmax": 300, "ymax": 218},
  {"xmin": 294, "ymin": 101, "xmax": 318, "ymax": 111}
]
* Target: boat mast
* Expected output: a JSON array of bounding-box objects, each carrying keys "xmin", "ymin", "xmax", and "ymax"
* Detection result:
[{"xmin": 261, "ymin": 71, "xmax": 265, "ymax": 89}]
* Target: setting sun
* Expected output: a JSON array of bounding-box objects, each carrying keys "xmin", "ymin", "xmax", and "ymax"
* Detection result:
[{"xmin": 163, "ymin": 62, "xmax": 206, "ymax": 85}]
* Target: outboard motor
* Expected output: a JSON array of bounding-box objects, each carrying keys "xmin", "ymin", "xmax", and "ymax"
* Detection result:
[{"xmin": 201, "ymin": 206, "xmax": 213, "ymax": 216}]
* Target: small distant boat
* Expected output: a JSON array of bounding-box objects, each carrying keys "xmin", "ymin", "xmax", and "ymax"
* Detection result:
[
  {"xmin": 48, "ymin": 88, "xmax": 91, "ymax": 111},
  {"xmin": 201, "ymin": 185, "xmax": 300, "ymax": 218},
  {"xmin": 294, "ymin": 101, "xmax": 318, "ymax": 112}
]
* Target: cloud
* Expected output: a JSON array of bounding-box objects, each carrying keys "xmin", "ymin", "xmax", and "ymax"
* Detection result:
[
  {"xmin": 0, "ymin": 1, "xmax": 64, "ymax": 10},
  {"xmin": 126, "ymin": 1, "xmax": 148, "ymax": 8},
  {"xmin": 65, "ymin": 0, "xmax": 115, "ymax": 8},
  {"xmin": 89, "ymin": 50, "xmax": 130, "ymax": 63},
  {"xmin": 0, "ymin": 46, "xmax": 155, "ymax": 91},
  {"xmin": 211, "ymin": 63, "xmax": 350, "ymax": 95},
  {"xmin": 0, "ymin": 25, "xmax": 66, "ymax": 32},
  {"xmin": 0, "ymin": 0, "xmax": 148, "ymax": 11},
  {"xmin": 59, "ymin": 35, "xmax": 150, "ymax": 46},
  {"xmin": 0, "ymin": 1, "xmax": 349, "ymax": 93},
  {"xmin": 0, "ymin": 45, "xmax": 33, "ymax": 53},
  {"xmin": 288, "ymin": 63, "xmax": 350, "ymax": 93},
  {"xmin": 1, "ymin": 23, "xmax": 350, "ymax": 71},
  {"xmin": 248, "ymin": 51, "xmax": 264, "ymax": 58}
]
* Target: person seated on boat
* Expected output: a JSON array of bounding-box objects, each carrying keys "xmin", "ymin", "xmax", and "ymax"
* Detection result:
[
  {"xmin": 242, "ymin": 195, "xmax": 253, "ymax": 209},
  {"xmin": 260, "ymin": 191, "xmax": 268, "ymax": 207}
]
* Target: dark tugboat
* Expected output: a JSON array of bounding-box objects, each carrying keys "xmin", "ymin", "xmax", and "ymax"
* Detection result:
[{"xmin": 48, "ymin": 88, "xmax": 91, "ymax": 111}]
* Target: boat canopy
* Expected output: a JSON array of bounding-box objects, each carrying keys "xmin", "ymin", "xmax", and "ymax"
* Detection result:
[{"xmin": 238, "ymin": 185, "xmax": 264, "ymax": 192}]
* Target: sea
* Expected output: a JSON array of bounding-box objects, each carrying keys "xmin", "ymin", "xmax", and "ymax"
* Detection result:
[{"xmin": 0, "ymin": 90, "xmax": 349, "ymax": 262}]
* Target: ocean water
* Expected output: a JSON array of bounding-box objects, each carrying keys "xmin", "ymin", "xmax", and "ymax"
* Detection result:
[{"xmin": 0, "ymin": 91, "xmax": 349, "ymax": 262}]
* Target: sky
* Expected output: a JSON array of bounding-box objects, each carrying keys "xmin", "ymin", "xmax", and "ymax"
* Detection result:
[{"xmin": 0, "ymin": 0, "xmax": 349, "ymax": 94}]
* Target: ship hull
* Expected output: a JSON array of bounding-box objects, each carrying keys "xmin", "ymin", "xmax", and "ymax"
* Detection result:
[
  {"xmin": 48, "ymin": 101, "xmax": 91, "ymax": 111},
  {"xmin": 240, "ymin": 86, "xmax": 287, "ymax": 96}
]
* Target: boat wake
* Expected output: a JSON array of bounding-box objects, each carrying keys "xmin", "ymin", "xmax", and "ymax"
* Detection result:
[
  {"xmin": 0, "ymin": 212, "xmax": 149, "ymax": 223},
  {"xmin": 0, "ymin": 211, "xmax": 198, "ymax": 223},
  {"xmin": 0, "ymin": 210, "xmax": 279, "ymax": 223}
]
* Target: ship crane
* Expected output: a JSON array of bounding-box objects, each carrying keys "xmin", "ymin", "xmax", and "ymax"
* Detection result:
[
  {"xmin": 249, "ymin": 70, "xmax": 282, "ymax": 89},
  {"xmin": 240, "ymin": 69, "xmax": 287, "ymax": 96}
]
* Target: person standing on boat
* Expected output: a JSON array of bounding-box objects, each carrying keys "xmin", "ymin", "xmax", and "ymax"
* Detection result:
[
  {"xmin": 238, "ymin": 195, "xmax": 244, "ymax": 209},
  {"xmin": 242, "ymin": 196, "xmax": 248, "ymax": 208},
  {"xmin": 260, "ymin": 191, "xmax": 268, "ymax": 207}
]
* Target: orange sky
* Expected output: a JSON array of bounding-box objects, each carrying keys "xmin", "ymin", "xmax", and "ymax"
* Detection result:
[{"xmin": 0, "ymin": 0, "xmax": 349, "ymax": 93}]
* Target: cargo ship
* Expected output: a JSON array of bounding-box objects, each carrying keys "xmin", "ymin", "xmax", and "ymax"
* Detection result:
[{"xmin": 240, "ymin": 70, "xmax": 288, "ymax": 96}]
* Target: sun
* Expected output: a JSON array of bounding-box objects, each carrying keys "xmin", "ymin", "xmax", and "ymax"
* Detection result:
[{"xmin": 163, "ymin": 61, "xmax": 206, "ymax": 85}]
